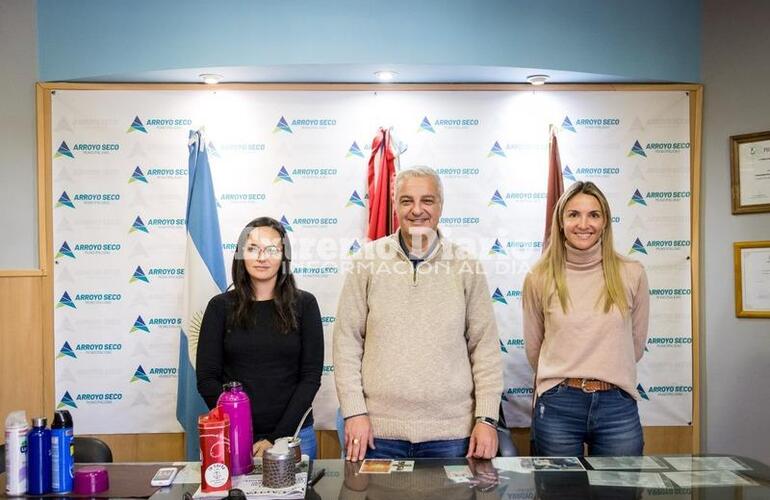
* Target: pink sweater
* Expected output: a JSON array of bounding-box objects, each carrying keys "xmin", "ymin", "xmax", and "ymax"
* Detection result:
[{"xmin": 522, "ymin": 242, "xmax": 650, "ymax": 399}]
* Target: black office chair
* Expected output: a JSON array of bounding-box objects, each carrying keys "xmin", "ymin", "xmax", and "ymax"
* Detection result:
[
  {"xmin": 0, "ymin": 443, "xmax": 5, "ymax": 473},
  {"xmin": 73, "ymin": 436, "xmax": 113, "ymax": 463}
]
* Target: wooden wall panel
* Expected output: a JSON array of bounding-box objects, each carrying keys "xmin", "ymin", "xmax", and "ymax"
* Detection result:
[{"xmin": 0, "ymin": 275, "xmax": 45, "ymax": 437}]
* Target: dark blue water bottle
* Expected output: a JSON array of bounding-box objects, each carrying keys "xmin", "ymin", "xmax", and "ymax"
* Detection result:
[
  {"xmin": 51, "ymin": 410, "xmax": 74, "ymax": 493},
  {"xmin": 27, "ymin": 416, "xmax": 51, "ymax": 494}
]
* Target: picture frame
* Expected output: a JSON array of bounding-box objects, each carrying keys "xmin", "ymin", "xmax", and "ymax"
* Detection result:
[
  {"xmin": 734, "ymin": 241, "xmax": 770, "ymax": 318},
  {"xmin": 730, "ymin": 130, "xmax": 770, "ymax": 214}
]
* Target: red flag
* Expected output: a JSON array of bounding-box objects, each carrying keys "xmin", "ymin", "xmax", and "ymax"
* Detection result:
[
  {"xmin": 367, "ymin": 128, "xmax": 399, "ymax": 241},
  {"xmin": 542, "ymin": 126, "xmax": 564, "ymax": 250}
]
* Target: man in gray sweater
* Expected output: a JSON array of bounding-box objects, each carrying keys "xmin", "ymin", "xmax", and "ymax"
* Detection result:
[{"xmin": 333, "ymin": 166, "xmax": 503, "ymax": 461}]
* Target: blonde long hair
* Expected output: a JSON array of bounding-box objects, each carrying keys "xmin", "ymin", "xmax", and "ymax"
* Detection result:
[{"xmin": 532, "ymin": 181, "xmax": 629, "ymax": 315}]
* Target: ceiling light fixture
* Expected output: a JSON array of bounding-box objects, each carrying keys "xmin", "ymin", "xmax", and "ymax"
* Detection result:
[
  {"xmin": 374, "ymin": 70, "xmax": 398, "ymax": 81},
  {"xmin": 526, "ymin": 74, "xmax": 550, "ymax": 86},
  {"xmin": 199, "ymin": 73, "xmax": 224, "ymax": 85}
]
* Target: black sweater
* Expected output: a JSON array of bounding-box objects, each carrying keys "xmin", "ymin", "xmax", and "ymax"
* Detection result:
[{"xmin": 196, "ymin": 289, "xmax": 323, "ymax": 443}]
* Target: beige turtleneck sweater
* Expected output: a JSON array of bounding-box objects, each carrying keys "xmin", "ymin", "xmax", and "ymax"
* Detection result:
[{"xmin": 522, "ymin": 242, "xmax": 650, "ymax": 399}]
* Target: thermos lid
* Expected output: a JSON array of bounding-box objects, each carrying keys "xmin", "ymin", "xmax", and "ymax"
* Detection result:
[
  {"xmin": 222, "ymin": 381, "xmax": 242, "ymax": 391},
  {"xmin": 74, "ymin": 466, "xmax": 109, "ymax": 494},
  {"xmin": 32, "ymin": 416, "xmax": 47, "ymax": 427},
  {"xmin": 52, "ymin": 409, "xmax": 73, "ymax": 428}
]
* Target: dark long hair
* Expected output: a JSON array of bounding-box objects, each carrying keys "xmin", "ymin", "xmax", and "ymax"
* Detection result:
[{"xmin": 230, "ymin": 217, "xmax": 298, "ymax": 334}]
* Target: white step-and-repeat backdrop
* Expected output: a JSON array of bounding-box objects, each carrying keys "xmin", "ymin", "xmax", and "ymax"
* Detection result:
[{"xmin": 51, "ymin": 89, "xmax": 692, "ymax": 433}]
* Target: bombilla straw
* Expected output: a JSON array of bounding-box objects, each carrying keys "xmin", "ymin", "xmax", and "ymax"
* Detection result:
[{"xmin": 293, "ymin": 407, "xmax": 313, "ymax": 440}]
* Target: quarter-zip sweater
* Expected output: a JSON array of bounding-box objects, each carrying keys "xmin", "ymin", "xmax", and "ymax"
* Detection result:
[
  {"xmin": 333, "ymin": 232, "xmax": 503, "ymax": 442},
  {"xmin": 522, "ymin": 242, "xmax": 650, "ymax": 400}
]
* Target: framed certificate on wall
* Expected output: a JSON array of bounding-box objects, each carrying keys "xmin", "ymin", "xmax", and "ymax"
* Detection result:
[
  {"xmin": 734, "ymin": 241, "xmax": 770, "ymax": 318},
  {"xmin": 730, "ymin": 131, "xmax": 770, "ymax": 214}
]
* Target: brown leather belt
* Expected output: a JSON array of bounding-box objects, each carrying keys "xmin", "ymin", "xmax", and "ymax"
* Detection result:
[{"xmin": 563, "ymin": 378, "xmax": 615, "ymax": 393}]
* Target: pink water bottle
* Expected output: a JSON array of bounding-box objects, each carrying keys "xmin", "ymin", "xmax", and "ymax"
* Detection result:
[{"xmin": 216, "ymin": 382, "xmax": 253, "ymax": 475}]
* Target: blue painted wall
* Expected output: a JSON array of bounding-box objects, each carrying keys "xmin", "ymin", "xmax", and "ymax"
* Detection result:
[{"xmin": 38, "ymin": 0, "xmax": 701, "ymax": 82}]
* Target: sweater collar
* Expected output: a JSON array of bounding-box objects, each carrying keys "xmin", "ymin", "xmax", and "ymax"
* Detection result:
[
  {"xmin": 389, "ymin": 229, "xmax": 443, "ymax": 262},
  {"xmin": 565, "ymin": 240, "xmax": 602, "ymax": 270}
]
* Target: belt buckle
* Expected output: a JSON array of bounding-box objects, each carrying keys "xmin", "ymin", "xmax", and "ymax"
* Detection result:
[{"xmin": 580, "ymin": 378, "xmax": 597, "ymax": 393}]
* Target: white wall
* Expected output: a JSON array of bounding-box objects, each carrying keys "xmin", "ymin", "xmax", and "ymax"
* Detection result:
[
  {"xmin": 702, "ymin": 0, "xmax": 770, "ymax": 464},
  {"xmin": 0, "ymin": 0, "xmax": 38, "ymax": 268}
]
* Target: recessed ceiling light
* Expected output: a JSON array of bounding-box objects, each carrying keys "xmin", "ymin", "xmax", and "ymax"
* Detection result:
[
  {"xmin": 526, "ymin": 74, "xmax": 550, "ymax": 86},
  {"xmin": 374, "ymin": 70, "xmax": 398, "ymax": 81},
  {"xmin": 199, "ymin": 73, "xmax": 223, "ymax": 84}
]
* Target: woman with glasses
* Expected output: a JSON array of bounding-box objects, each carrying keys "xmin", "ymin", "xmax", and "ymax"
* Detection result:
[
  {"xmin": 196, "ymin": 216, "xmax": 323, "ymax": 458},
  {"xmin": 523, "ymin": 181, "xmax": 650, "ymax": 457}
]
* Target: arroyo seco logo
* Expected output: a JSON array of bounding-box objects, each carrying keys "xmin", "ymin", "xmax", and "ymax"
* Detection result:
[
  {"xmin": 56, "ymin": 191, "xmax": 75, "ymax": 209},
  {"xmin": 492, "ymin": 288, "xmax": 522, "ymax": 305},
  {"xmin": 219, "ymin": 192, "xmax": 267, "ymax": 204},
  {"xmin": 346, "ymin": 141, "xmax": 365, "ymax": 158},
  {"xmin": 56, "ymin": 241, "xmax": 76, "ymax": 260},
  {"xmin": 347, "ymin": 190, "xmax": 366, "ymax": 208},
  {"xmin": 131, "ymin": 365, "xmax": 150, "ymax": 383},
  {"xmin": 435, "ymin": 167, "xmax": 481, "ymax": 178},
  {"xmin": 144, "ymin": 217, "xmax": 185, "ymax": 230},
  {"xmin": 58, "ymin": 191, "xmax": 120, "ymax": 206},
  {"xmin": 133, "ymin": 166, "xmax": 188, "ymax": 181},
  {"xmin": 419, "ymin": 116, "xmax": 480, "ymax": 133},
  {"xmin": 644, "ymin": 141, "xmax": 691, "ymax": 154},
  {"xmin": 274, "ymin": 166, "xmax": 293, "ymax": 183},
  {"xmin": 129, "ymin": 216, "xmax": 149, "ymax": 234},
  {"xmin": 636, "ymin": 383, "xmax": 692, "ymax": 400},
  {"xmin": 348, "ymin": 240, "xmax": 362, "ymax": 256},
  {"xmin": 488, "ymin": 141, "xmax": 506, "ymax": 158},
  {"xmin": 494, "ymin": 191, "xmax": 547, "ymax": 204},
  {"xmin": 286, "ymin": 215, "xmax": 337, "ymax": 229},
  {"xmin": 489, "ymin": 239, "xmax": 507, "ymax": 256},
  {"xmin": 130, "ymin": 266, "xmax": 149, "ymax": 283},
  {"xmin": 293, "ymin": 265, "xmax": 339, "ymax": 278},
  {"xmin": 276, "ymin": 165, "xmax": 338, "ymax": 182},
  {"xmin": 629, "ymin": 189, "xmax": 690, "ymax": 206},
  {"xmin": 322, "ymin": 364, "xmax": 335, "ymax": 375},
  {"xmin": 501, "ymin": 240, "xmax": 543, "ymax": 253},
  {"xmin": 72, "ymin": 391, "xmax": 124, "ymax": 405},
  {"xmin": 489, "ymin": 190, "xmax": 507, "ymax": 207},
  {"xmin": 629, "ymin": 237, "xmax": 690, "ymax": 255},
  {"xmin": 562, "ymin": 164, "xmax": 621, "ymax": 180},
  {"xmin": 503, "ymin": 338, "xmax": 525, "ymax": 352},
  {"xmin": 131, "ymin": 315, "xmax": 150, "ymax": 333},
  {"xmin": 132, "ymin": 365, "xmax": 177, "ymax": 382},
  {"xmin": 55, "ymin": 141, "xmax": 75, "ymax": 159},
  {"xmin": 561, "ymin": 115, "xmax": 620, "ymax": 133},
  {"xmin": 647, "ymin": 336, "xmax": 692, "ymax": 349},
  {"xmin": 275, "ymin": 115, "xmax": 336, "ymax": 132},
  {"xmin": 57, "ymin": 391, "xmax": 78, "ymax": 409},
  {"xmin": 72, "ymin": 342, "xmax": 122, "ymax": 356},
  {"xmin": 505, "ymin": 386, "xmax": 535, "ymax": 398},
  {"xmin": 131, "ymin": 315, "xmax": 181, "ymax": 333},
  {"xmin": 129, "ymin": 115, "xmax": 192, "ymax": 132},
  {"xmin": 649, "ymin": 287, "xmax": 692, "ymax": 300},
  {"xmin": 58, "ymin": 291, "xmax": 122, "ymax": 307},
  {"xmin": 129, "ymin": 166, "xmax": 148, "ymax": 183},
  {"xmin": 60, "ymin": 241, "xmax": 121, "ymax": 257},
  {"xmin": 279, "ymin": 215, "xmax": 293, "ymax": 232},
  {"xmin": 321, "ymin": 315, "xmax": 336, "ymax": 327},
  {"xmin": 57, "ymin": 341, "xmax": 77, "ymax": 359},
  {"xmin": 439, "ymin": 215, "xmax": 480, "ymax": 227},
  {"xmin": 628, "ymin": 140, "xmax": 647, "ymax": 158}
]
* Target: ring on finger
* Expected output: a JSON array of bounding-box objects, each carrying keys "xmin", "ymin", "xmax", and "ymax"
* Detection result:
[{"xmin": 353, "ymin": 438, "xmax": 360, "ymax": 445}]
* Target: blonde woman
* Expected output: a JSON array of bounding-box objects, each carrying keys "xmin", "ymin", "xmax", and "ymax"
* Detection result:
[{"xmin": 523, "ymin": 181, "xmax": 650, "ymax": 456}]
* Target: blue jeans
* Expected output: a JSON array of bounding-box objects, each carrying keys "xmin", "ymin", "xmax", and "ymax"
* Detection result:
[
  {"xmin": 298, "ymin": 424, "xmax": 317, "ymax": 459},
  {"xmin": 532, "ymin": 384, "xmax": 643, "ymax": 457},
  {"xmin": 366, "ymin": 437, "xmax": 470, "ymax": 459}
]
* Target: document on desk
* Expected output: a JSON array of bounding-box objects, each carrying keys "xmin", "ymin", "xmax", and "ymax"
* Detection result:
[
  {"xmin": 492, "ymin": 457, "xmax": 585, "ymax": 473},
  {"xmin": 664, "ymin": 471, "xmax": 756, "ymax": 488},
  {"xmin": 587, "ymin": 471, "xmax": 667, "ymax": 488},
  {"xmin": 662, "ymin": 456, "xmax": 750, "ymax": 471},
  {"xmin": 192, "ymin": 473, "xmax": 307, "ymax": 499},
  {"xmin": 172, "ymin": 462, "xmax": 202, "ymax": 484},
  {"xmin": 585, "ymin": 456, "xmax": 667, "ymax": 470}
]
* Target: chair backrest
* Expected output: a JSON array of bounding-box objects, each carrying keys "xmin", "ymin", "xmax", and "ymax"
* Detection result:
[{"xmin": 73, "ymin": 436, "xmax": 113, "ymax": 463}]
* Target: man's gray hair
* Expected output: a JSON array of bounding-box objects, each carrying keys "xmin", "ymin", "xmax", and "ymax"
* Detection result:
[{"xmin": 394, "ymin": 166, "xmax": 444, "ymax": 202}]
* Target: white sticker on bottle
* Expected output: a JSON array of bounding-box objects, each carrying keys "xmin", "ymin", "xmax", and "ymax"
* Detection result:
[{"xmin": 205, "ymin": 463, "xmax": 229, "ymax": 488}]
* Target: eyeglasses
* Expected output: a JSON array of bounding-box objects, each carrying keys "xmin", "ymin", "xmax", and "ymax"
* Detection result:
[{"xmin": 244, "ymin": 245, "xmax": 282, "ymax": 258}]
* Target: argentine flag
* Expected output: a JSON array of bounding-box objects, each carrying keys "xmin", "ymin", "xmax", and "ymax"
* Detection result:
[{"xmin": 177, "ymin": 129, "xmax": 227, "ymax": 459}]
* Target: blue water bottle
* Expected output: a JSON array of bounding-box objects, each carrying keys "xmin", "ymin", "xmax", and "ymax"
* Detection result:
[
  {"xmin": 27, "ymin": 416, "xmax": 51, "ymax": 494},
  {"xmin": 51, "ymin": 410, "xmax": 74, "ymax": 493}
]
